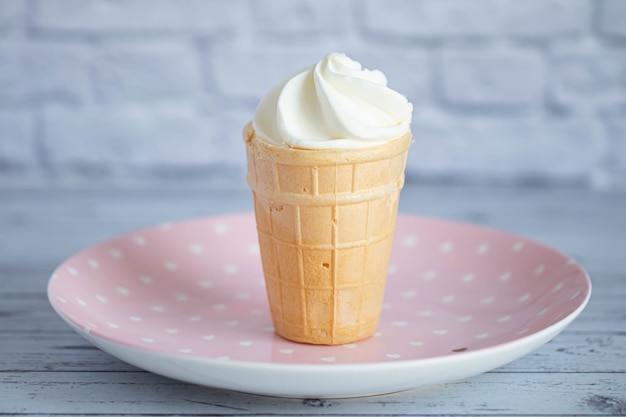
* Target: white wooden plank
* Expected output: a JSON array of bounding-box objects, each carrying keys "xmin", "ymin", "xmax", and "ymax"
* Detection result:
[
  {"xmin": 1, "ymin": 371, "xmax": 624, "ymax": 415},
  {"xmin": 2, "ymin": 187, "xmax": 625, "ymax": 271}
]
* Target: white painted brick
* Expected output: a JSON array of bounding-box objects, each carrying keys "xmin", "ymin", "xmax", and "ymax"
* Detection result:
[
  {"xmin": 42, "ymin": 104, "xmax": 220, "ymax": 171},
  {"xmin": 362, "ymin": 0, "xmax": 500, "ymax": 38},
  {"xmin": 252, "ymin": 0, "xmax": 351, "ymax": 37},
  {"xmin": 93, "ymin": 42, "xmax": 203, "ymax": 103},
  {"xmin": 407, "ymin": 116, "xmax": 607, "ymax": 183},
  {"xmin": 597, "ymin": 0, "xmax": 626, "ymax": 38},
  {"xmin": 550, "ymin": 51, "xmax": 626, "ymax": 105},
  {"xmin": 347, "ymin": 47, "xmax": 431, "ymax": 107},
  {"xmin": 0, "ymin": 110, "xmax": 35, "ymax": 168},
  {"xmin": 501, "ymin": 0, "xmax": 589, "ymax": 38},
  {"xmin": 211, "ymin": 43, "xmax": 337, "ymax": 100},
  {"xmin": 0, "ymin": 0, "xmax": 25, "ymax": 35},
  {"xmin": 33, "ymin": 0, "xmax": 243, "ymax": 33},
  {"xmin": 0, "ymin": 42, "xmax": 91, "ymax": 105},
  {"xmin": 438, "ymin": 49, "xmax": 544, "ymax": 107}
]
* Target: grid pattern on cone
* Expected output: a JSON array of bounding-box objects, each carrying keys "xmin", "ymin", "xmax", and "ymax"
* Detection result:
[{"xmin": 245, "ymin": 125, "xmax": 410, "ymax": 344}]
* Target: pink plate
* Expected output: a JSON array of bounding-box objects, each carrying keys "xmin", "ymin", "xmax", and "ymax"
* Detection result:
[{"xmin": 48, "ymin": 213, "xmax": 591, "ymax": 398}]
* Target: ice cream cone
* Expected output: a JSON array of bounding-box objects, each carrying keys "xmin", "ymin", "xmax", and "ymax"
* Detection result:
[{"xmin": 244, "ymin": 122, "xmax": 411, "ymax": 345}]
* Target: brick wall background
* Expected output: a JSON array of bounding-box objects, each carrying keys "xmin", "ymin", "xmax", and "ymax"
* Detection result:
[{"xmin": 0, "ymin": 0, "xmax": 625, "ymax": 190}]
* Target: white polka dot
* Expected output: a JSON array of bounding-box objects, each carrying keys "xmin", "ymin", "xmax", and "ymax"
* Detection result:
[
  {"xmin": 235, "ymin": 292, "xmax": 250, "ymax": 300},
  {"xmin": 409, "ymin": 341, "xmax": 424, "ymax": 347},
  {"xmin": 553, "ymin": 282, "xmax": 564, "ymax": 292},
  {"xmin": 56, "ymin": 295, "xmax": 67, "ymax": 303},
  {"xmin": 570, "ymin": 290, "xmax": 582, "ymax": 300},
  {"xmin": 151, "ymin": 305, "xmax": 164, "ymax": 312},
  {"xmin": 476, "ymin": 243, "xmax": 489, "ymax": 254},
  {"xmin": 343, "ymin": 344, "xmax": 358, "ymax": 349},
  {"xmin": 226, "ymin": 321, "xmax": 239, "ymax": 326},
  {"xmin": 402, "ymin": 290, "xmax": 416, "ymax": 299},
  {"xmin": 433, "ymin": 329, "xmax": 448, "ymax": 335},
  {"xmin": 461, "ymin": 273, "xmax": 475, "ymax": 283},
  {"xmin": 374, "ymin": 332, "xmax": 383, "ymax": 337},
  {"xmin": 481, "ymin": 296, "xmax": 495, "ymax": 304},
  {"xmin": 67, "ymin": 267, "xmax": 78, "ymax": 276},
  {"xmin": 321, "ymin": 357, "xmax": 335, "ymax": 362},
  {"xmin": 264, "ymin": 326, "xmax": 275, "ymax": 332},
  {"xmin": 129, "ymin": 316, "xmax": 142, "ymax": 322},
  {"xmin": 165, "ymin": 328, "xmax": 179, "ymax": 334},
  {"xmin": 566, "ymin": 258, "xmax": 576, "ymax": 265},
  {"xmin": 518, "ymin": 293, "xmax": 531, "ymax": 303},
  {"xmin": 139, "ymin": 275, "xmax": 153, "ymax": 285},
  {"xmin": 512, "ymin": 241, "xmax": 525, "ymax": 252},
  {"xmin": 418, "ymin": 310, "xmax": 433, "ymax": 317},
  {"xmin": 475, "ymin": 333, "xmax": 489, "ymax": 339},
  {"xmin": 498, "ymin": 272, "xmax": 512, "ymax": 282},
  {"xmin": 159, "ymin": 222, "xmax": 172, "ymax": 231},
  {"xmin": 393, "ymin": 321, "xmax": 407, "ymax": 327},
  {"xmin": 87, "ymin": 259, "xmax": 99, "ymax": 269},
  {"xmin": 199, "ymin": 280, "xmax": 213, "ymax": 288},
  {"xmin": 250, "ymin": 309, "xmax": 263, "ymax": 315},
  {"xmin": 440, "ymin": 241, "xmax": 453, "ymax": 253},
  {"xmin": 107, "ymin": 322, "xmax": 120, "ymax": 329},
  {"xmin": 110, "ymin": 248, "xmax": 122, "ymax": 259},
  {"xmin": 516, "ymin": 328, "xmax": 530, "ymax": 335},
  {"xmin": 214, "ymin": 223, "xmax": 228, "ymax": 234},
  {"xmin": 179, "ymin": 348, "xmax": 192, "ymax": 354},
  {"xmin": 534, "ymin": 264, "xmax": 546, "ymax": 275},
  {"xmin": 213, "ymin": 303, "xmax": 226, "ymax": 310},
  {"xmin": 386, "ymin": 353, "xmax": 401, "ymax": 359},
  {"xmin": 142, "ymin": 338, "xmax": 155, "ymax": 343},
  {"xmin": 189, "ymin": 244, "xmax": 204, "ymax": 255},
  {"xmin": 223, "ymin": 264, "xmax": 238, "ymax": 274},
  {"xmin": 537, "ymin": 307, "xmax": 549, "ymax": 316},
  {"xmin": 96, "ymin": 295, "xmax": 108, "ymax": 303},
  {"xmin": 216, "ymin": 356, "xmax": 230, "ymax": 361},
  {"xmin": 188, "ymin": 316, "xmax": 202, "ymax": 322},
  {"xmin": 165, "ymin": 262, "xmax": 178, "ymax": 271},
  {"xmin": 202, "ymin": 335, "xmax": 215, "ymax": 341},
  {"xmin": 382, "ymin": 303, "xmax": 392, "ymax": 309},
  {"xmin": 497, "ymin": 315, "xmax": 512, "ymax": 323},
  {"xmin": 117, "ymin": 287, "xmax": 130, "ymax": 296},
  {"xmin": 134, "ymin": 236, "xmax": 146, "ymax": 246},
  {"xmin": 175, "ymin": 293, "xmax": 188, "ymax": 301},
  {"xmin": 458, "ymin": 315, "xmax": 473, "ymax": 322},
  {"xmin": 280, "ymin": 349, "xmax": 294, "ymax": 354},
  {"xmin": 239, "ymin": 341, "xmax": 253, "ymax": 347},
  {"xmin": 86, "ymin": 321, "xmax": 97, "ymax": 329},
  {"xmin": 248, "ymin": 244, "xmax": 260, "ymax": 255},
  {"xmin": 404, "ymin": 235, "xmax": 417, "ymax": 247},
  {"xmin": 422, "ymin": 270, "xmax": 437, "ymax": 281},
  {"xmin": 388, "ymin": 264, "xmax": 398, "ymax": 275},
  {"xmin": 441, "ymin": 294, "xmax": 455, "ymax": 303},
  {"xmin": 75, "ymin": 297, "xmax": 87, "ymax": 306}
]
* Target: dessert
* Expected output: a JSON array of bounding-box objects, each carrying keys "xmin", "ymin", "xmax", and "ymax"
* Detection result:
[{"xmin": 244, "ymin": 53, "xmax": 413, "ymax": 345}]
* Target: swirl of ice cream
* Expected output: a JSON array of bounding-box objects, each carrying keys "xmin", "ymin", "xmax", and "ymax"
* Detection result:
[{"xmin": 252, "ymin": 53, "xmax": 413, "ymax": 149}]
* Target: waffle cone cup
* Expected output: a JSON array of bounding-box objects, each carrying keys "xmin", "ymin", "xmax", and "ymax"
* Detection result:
[{"xmin": 243, "ymin": 122, "xmax": 411, "ymax": 345}]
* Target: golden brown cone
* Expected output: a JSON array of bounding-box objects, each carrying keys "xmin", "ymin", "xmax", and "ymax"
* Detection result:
[{"xmin": 243, "ymin": 122, "xmax": 411, "ymax": 345}]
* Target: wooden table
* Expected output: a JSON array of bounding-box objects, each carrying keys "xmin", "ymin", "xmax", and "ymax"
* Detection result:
[{"xmin": 2, "ymin": 185, "xmax": 625, "ymax": 415}]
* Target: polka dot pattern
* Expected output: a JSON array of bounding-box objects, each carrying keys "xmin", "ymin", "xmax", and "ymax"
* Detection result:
[{"xmin": 48, "ymin": 214, "xmax": 591, "ymax": 365}]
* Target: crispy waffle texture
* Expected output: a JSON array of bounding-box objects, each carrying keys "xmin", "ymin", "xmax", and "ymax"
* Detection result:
[{"xmin": 244, "ymin": 123, "xmax": 411, "ymax": 345}]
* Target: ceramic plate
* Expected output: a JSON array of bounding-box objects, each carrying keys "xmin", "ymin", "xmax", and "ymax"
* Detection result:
[{"xmin": 48, "ymin": 213, "xmax": 591, "ymax": 398}]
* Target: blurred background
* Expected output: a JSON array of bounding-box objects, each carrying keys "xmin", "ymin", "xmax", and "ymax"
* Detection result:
[{"xmin": 0, "ymin": 0, "xmax": 625, "ymax": 190}]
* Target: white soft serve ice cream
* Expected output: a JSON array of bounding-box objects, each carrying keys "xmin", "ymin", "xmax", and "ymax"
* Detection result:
[{"xmin": 253, "ymin": 53, "xmax": 413, "ymax": 149}]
